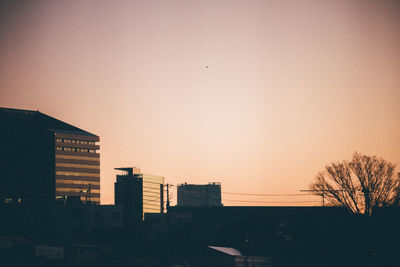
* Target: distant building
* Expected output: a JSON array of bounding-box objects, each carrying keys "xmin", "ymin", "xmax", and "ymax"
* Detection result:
[
  {"xmin": 0, "ymin": 107, "xmax": 100, "ymax": 205},
  {"xmin": 177, "ymin": 182, "xmax": 222, "ymax": 206},
  {"xmin": 114, "ymin": 167, "xmax": 164, "ymax": 225}
]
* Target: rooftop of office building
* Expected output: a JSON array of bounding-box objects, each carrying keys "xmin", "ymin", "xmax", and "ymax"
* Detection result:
[{"xmin": 0, "ymin": 107, "xmax": 98, "ymax": 137}]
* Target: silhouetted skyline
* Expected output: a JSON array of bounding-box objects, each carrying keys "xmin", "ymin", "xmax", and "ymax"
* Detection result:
[{"xmin": 1, "ymin": 0, "xmax": 399, "ymax": 205}]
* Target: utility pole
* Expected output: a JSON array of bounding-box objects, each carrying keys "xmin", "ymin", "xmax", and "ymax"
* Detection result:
[
  {"xmin": 165, "ymin": 184, "xmax": 174, "ymax": 212},
  {"xmin": 301, "ymin": 189, "xmax": 344, "ymax": 207},
  {"xmin": 161, "ymin": 184, "xmax": 164, "ymax": 213}
]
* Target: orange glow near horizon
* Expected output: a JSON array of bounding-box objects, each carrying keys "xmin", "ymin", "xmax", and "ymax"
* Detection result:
[{"xmin": 1, "ymin": 0, "xmax": 399, "ymax": 206}]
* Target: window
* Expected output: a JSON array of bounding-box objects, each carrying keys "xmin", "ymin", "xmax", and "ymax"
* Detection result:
[
  {"xmin": 56, "ymin": 171, "xmax": 100, "ymax": 177},
  {"xmin": 55, "ymin": 155, "xmax": 99, "ymax": 161},
  {"xmin": 56, "ymin": 179, "xmax": 100, "ymax": 186},
  {"xmin": 56, "ymin": 163, "xmax": 99, "ymax": 169},
  {"xmin": 55, "ymin": 188, "xmax": 100, "ymax": 194}
]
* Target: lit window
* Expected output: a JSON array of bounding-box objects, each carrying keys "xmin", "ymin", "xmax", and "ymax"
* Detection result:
[
  {"xmin": 55, "ymin": 188, "xmax": 100, "ymax": 194},
  {"xmin": 56, "ymin": 171, "xmax": 100, "ymax": 177},
  {"xmin": 56, "ymin": 163, "xmax": 99, "ymax": 169},
  {"xmin": 55, "ymin": 155, "xmax": 99, "ymax": 161},
  {"xmin": 56, "ymin": 179, "xmax": 100, "ymax": 185}
]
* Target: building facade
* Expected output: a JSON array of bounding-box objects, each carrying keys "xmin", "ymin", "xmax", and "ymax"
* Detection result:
[
  {"xmin": 54, "ymin": 133, "xmax": 100, "ymax": 204},
  {"xmin": 0, "ymin": 107, "xmax": 100, "ymax": 205},
  {"xmin": 177, "ymin": 182, "xmax": 222, "ymax": 207},
  {"xmin": 114, "ymin": 167, "xmax": 164, "ymax": 225},
  {"xmin": 142, "ymin": 173, "xmax": 164, "ymax": 215}
]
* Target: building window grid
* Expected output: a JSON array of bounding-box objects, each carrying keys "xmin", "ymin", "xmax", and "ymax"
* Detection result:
[
  {"xmin": 55, "ymin": 154, "xmax": 99, "ymax": 161},
  {"xmin": 143, "ymin": 187, "xmax": 161, "ymax": 193},
  {"xmin": 143, "ymin": 207, "xmax": 161, "ymax": 213},
  {"xmin": 56, "ymin": 188, "xmax": 100, "ymax": 194},
  {"xmin": 143, "ymin": 183, "xmax": 161, "ymax": 189},
  {"xmin": 143, "ymin": 193, "xmax": 161, "ymax": 198},
  {"xmin": 56, "ymin": 138, "xmax": 95, "ymax": 145},
  {"xmin": 55, "ymin": 146, "xmax": 96, "ymax": 153},
  {"xmin": 56, "ymin": 195, "xmax": 100, "ymax": 203},
  {"xmin": 56, "ymin": 179, "xmax": 100, "ymax": 186},
  {"xmin": 56, "ymin": 163, "xmax": 100, "ymax": 169},
  {"xmin": 56, "ymin": 171, "xmax": 100, "ymax": 177},
  {"xmin": 143, "ymin": 206, "xmax": 160, "ymax": 211}
]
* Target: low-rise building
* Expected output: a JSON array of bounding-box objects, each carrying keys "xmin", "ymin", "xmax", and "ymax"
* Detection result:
[{"xmin": 177, "ymin": 182, "xmax": 222, "ymax": 206}]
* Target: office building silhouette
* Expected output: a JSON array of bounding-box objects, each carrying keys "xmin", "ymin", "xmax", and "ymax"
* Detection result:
[
  {"xmin": 0, "ymin": 107, "xmax": 100, "ymax": 205},
  {"xmin": 114, "ymin": 167, "xmax": 164, "ymax": 225}
]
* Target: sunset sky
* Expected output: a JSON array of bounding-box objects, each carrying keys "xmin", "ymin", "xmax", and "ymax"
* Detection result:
[{"xmin": 1, "ymin": 0, "xmax": 399, "ymax": 205}]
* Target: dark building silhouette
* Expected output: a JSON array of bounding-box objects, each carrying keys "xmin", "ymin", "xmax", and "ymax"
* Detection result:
[
  {"xmin": 51, "ymin": 203, "xmax": 124, "ymax": 242},
  {"xmin": 114, "ymin": 167, "xmax": 164, "ymax": 226},
  {"xmin": 0, "ymin": 107, "xmax": 100, "ymax": 205},
  {"xmin": 162, "ymin": 206, "xmax": 351, "ymax": 266},
  {"xmin": 177, "ymin": 182, "xmax": 222, "ymax": 206},
  {"xmin": 115, "ymin": 167, "xmax": 143, "ymax": 226}
]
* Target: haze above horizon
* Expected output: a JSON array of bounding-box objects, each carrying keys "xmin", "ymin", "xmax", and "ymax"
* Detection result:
[{"xmin": 1, "ymin": 0, "xmax": 399, "ymax": 205}]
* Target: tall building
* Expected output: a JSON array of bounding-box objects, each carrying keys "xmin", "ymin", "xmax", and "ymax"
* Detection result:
[
  {"xmin": 0, "ymin": 107, "xmax": 100, "ymax": 205},
  {"xmin": 114, "ymin": 167, "xmax": 164, "ymax": 225},
  {"xmin": 177, "ymin": 182, "xmax": 222, "ymax": 207}
]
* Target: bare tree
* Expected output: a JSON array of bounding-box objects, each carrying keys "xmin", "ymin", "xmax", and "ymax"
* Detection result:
[{"xmin": 310, "ymin": 152, "xmax": 398, "ymax": 215}]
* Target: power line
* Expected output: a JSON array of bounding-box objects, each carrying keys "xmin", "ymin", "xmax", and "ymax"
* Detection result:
[
  {"xmin": 301, "ymin": 189, "xmax": 344, "ymax": 207},
  {"xmin": 222, "ymin": 192, "xmax": 313, "ymax": 197}
]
